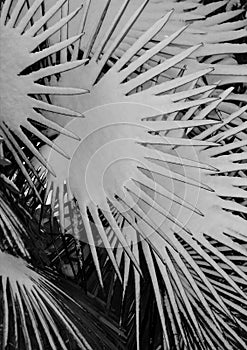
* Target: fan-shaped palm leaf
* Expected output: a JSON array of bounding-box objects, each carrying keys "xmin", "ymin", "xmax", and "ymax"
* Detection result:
[
  {"xmin": 2, "ymin": 1, "xmax": 246, "ymax": 349},
  {"xmin": 0, "ymin": 251, "xmax": 127, "ymax": 350},
  {"xmin": 35, "ymin": 11, "xmax": 221, "ymax": 285},
  {"xmin": 0, "ymin": 0, "xmax": 89, "ymax": 197},
  {"xmin": 46, "ymin": 0, "xmax": 247, "ymax": 87},
  {"xmin": 32, "ymin": 5, "xmax": 247, "ymax": 349}
]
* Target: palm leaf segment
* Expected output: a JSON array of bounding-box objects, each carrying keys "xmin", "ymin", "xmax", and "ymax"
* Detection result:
[
  {"xmin": 0, "ymin": 136, "xmax": 11, "ymax": 166},
  {"xmin": 109, "ymin": 0, "xmax": 247, "ymax": 86},
  {"xmin": 35, "ymin": 5, "xmax": 247, "ymax": 350},
  {"xmin": 0, "ymin": 165, "xmax": 123, "ymax": 350},
  {"xmin": 0, "ymin": 0, "xmax": 89, "ymax": 197},
  {"xmin": 0, "ymin": 251, "xmax": 104, "ymax": 350},
  {"xmin": 38, "ymin": 9, "xmax": 220, "ymax": 275},
  {"xmin": 48, "ymin": 0, "xmax": 247, "ymax": 87},
  {"xmin": 0, "ymin": 193, "xmax": 30, "ymax": 259},
  {"xmin": 116, "ymin": 82, "xmax": 247, "ymax": 349}
]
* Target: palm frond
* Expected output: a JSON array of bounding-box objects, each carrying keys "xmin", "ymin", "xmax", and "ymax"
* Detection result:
[
  {"xmin": 46, "ymin": 0, "xmax": 247, "ymax": 86},
  {"xmin": 31, "ymin": 7, "xmax": 247, "ymax": 348},
  {"xmin": 0, "ymin": 251, "xmax": 126, "ymax": 350},
  {"xmin": 0, "ymin": 0, "xmax": 88, "ymax": 194},
  {"xmin": 1, "ymin": 1, "xmax": 247, "ymax": 349},
  {"xmin": 35, "ymin": 13, "xmax": 220, "ymax": 286}
]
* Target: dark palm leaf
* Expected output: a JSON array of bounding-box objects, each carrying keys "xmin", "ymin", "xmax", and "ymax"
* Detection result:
[{"xmin": 0, "ymin": 251, "xmax": 127, "ymax": 350}]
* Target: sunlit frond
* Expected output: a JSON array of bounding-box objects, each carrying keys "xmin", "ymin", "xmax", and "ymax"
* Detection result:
[
  {"xmin": 35, "ymin": 12, "xmax": 221, "ymax": 289},
  {"xmin": 0, "ymin": 0, "xmax": 88, "ymax": 192},
  {"xmin": 3, "ymin": 1, "xmax": 246, "ymax": 349},
  {"xmin": 46, "ymin": 0, "xmax": 247, "ymax": 87},
  {"xmin": 32, "ymin": 5, "xmax": 247, "ymax": 349},
  {"xmin": 110, "ymin": 99, "xmax": 247, "ymax": 349}
]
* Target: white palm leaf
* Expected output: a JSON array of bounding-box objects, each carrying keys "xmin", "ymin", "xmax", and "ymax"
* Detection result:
[
  {"xmin": 45, "ymin": 0, "xmax": 247, "ymax": 86},
  {"xmin": 33, "ymin": 9, "xmax": 247, "ymax": 350},
  {"xmin": 24, "ymin": 2, "xmax": 246, "ymax": 348},
  {"xmin": 106, "ymin": 0, "xmax": 247, "ymax": 86},
  {"xmin": 34, "ymin": 11, "xmax": 224, "ymax": 287},
  {"xmin": 112, "ymin": 101, "xmax": 247, "ymax": 348},
  {"xmin": 0, "ymin": 0, "xmax": 89, "ymax": 198}
]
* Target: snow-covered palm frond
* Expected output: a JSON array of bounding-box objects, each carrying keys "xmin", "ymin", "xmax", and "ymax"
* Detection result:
[{"xmin": 0, "ymin": 0, "xmax": 89, "ymax": 197}]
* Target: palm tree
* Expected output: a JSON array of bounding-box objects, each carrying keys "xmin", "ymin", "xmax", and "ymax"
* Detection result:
[{"xmin": 0, "ymin": 0, "xmax": 246, "ymax": 349}]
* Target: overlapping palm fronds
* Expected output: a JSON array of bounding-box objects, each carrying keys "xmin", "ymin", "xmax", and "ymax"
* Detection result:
[
  {"xmin": 0, "ymin": 153, "xmax": 125, "ymax": 350},
  {"xmin": 0, "ymin": 192, "xmax": 30, "ymax": 259},
  {"xmin": 30, "ymin": 4, "xmax": 247, "ymax": 349},
  {"xmin": 36, "ymin": 8, "xmax": 221, "ymax": 283},
  {"xmin": 0, "ymin": 250, "xmax": 127, "ymax": 350},
  {"xmin": 39, "ymin": 0, "xmax": 247, "ymax": 134},
  {"xmin": 45, "ymin": 0, "xmax": 247, "ymax": 89},
  {"xmin": 0, "ymin": 1, "xmax": 125, "ymax": 349},
  {"xmin": 1, "ymin": 1, "xmax": 247, "ymax": 350},
  {"xmin": 113, "ymin": 105, "xmax": 247, "ymax": 349},
  {"xmin": 0, "ymin": 0, "xmax": 89, "ymax": 198}
]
